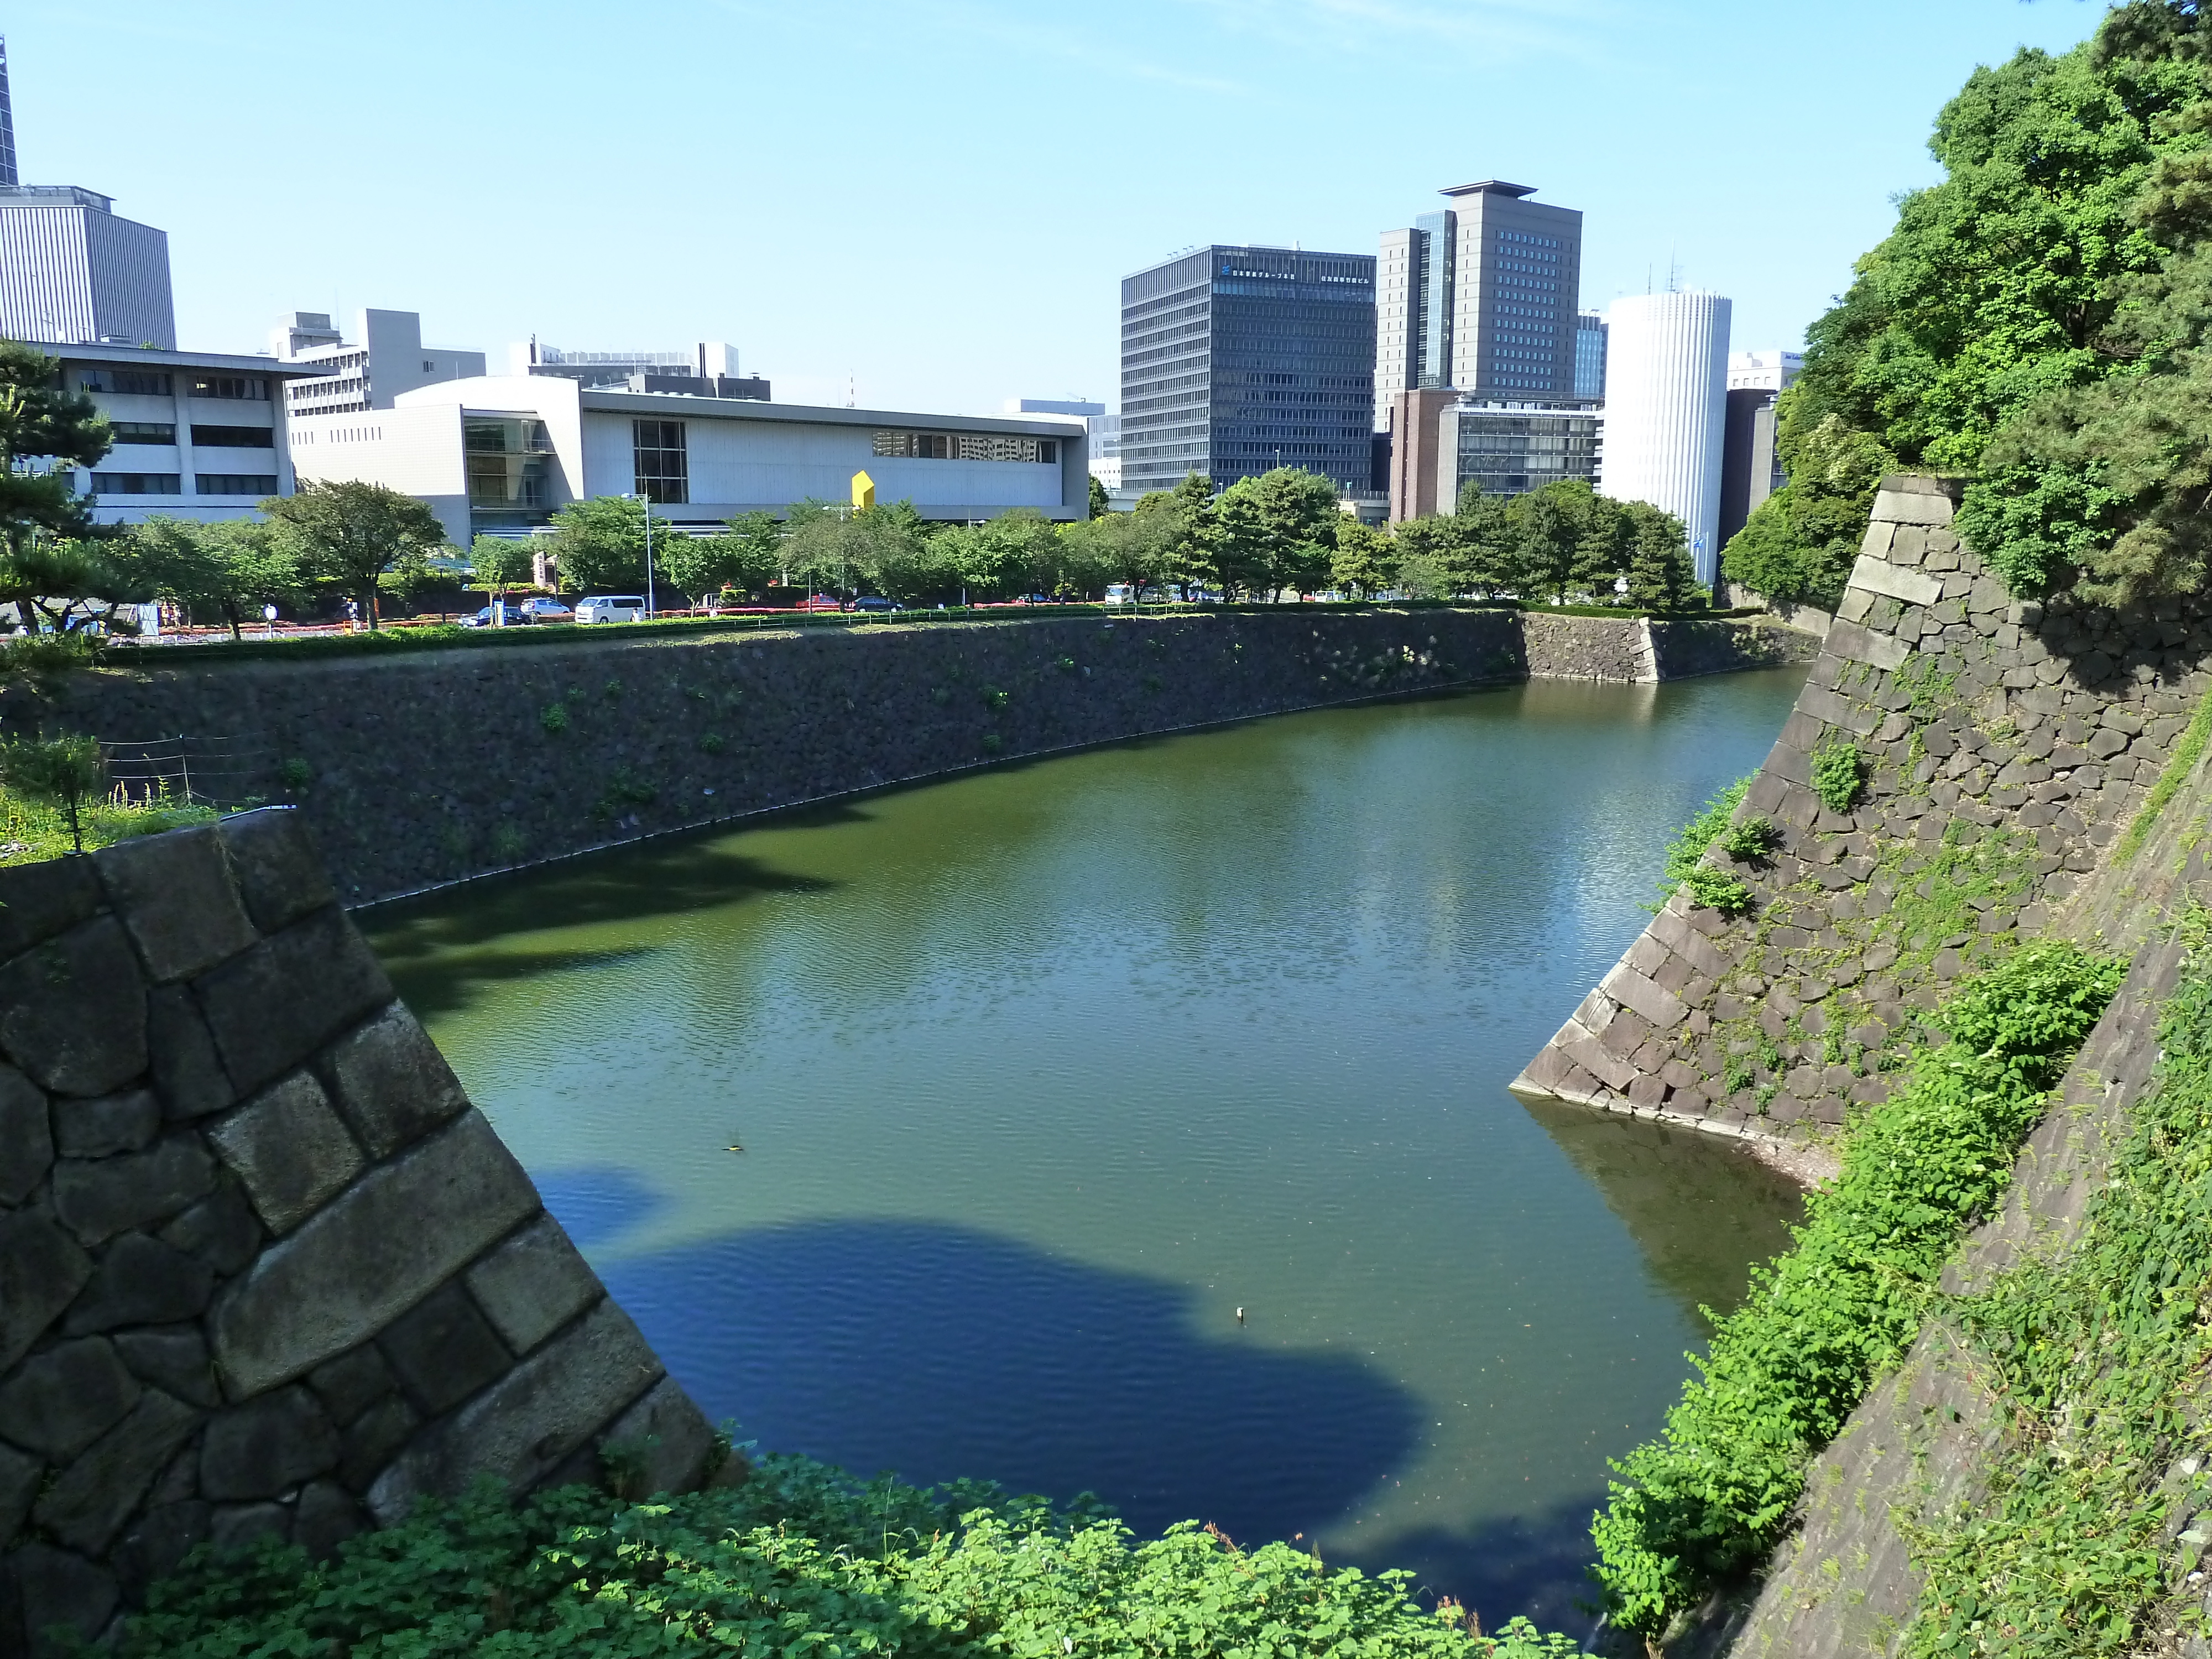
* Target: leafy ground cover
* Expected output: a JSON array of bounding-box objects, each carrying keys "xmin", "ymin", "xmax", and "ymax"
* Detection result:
[
  {"xmin": 108, "ymin": 1453, "xmax": 1580, "ymax": 1658},
  {"xmin": 1590, "ymin": 942, "xmax": 2125, "ymax": 1643},
  {"xmin": 0, "ymin": 780, "xmax": 215, "ymax": 864},
  {"xmin": 1902, "ymin": 919, "xmax": 2212, "ymax": 1656}
]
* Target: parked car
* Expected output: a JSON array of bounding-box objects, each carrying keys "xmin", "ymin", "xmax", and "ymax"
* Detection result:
[
  {"xmin": 518, "ymin": 597, "xmax": 574, "ymax": 623},
  {"xmin": 576, "ymin": 595, "xmax": 647, "ymax": 623},
  {"xmin": 797, "ymin": 595, "xmax": 843, "ymax": 612},
  {"xmin": 1103, "ymin": 584, "xmax": 1134, "ymax": 606},
  {"xmin": 851, "ymin": 596, "xmax": 901, "ymax": 613}
]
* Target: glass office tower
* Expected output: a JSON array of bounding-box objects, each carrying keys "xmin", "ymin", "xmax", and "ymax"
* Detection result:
[{"xmin": 1121, "ymin": 244, "xmax": 1376, "ymax": 497}]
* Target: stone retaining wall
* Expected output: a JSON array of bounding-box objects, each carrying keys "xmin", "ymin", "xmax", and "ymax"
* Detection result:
[
  {"xmin": 1513, "ymin": 476, "xmax": 2210, "ymax": 1155},
  {"xmin": 0, "ymin": 811, "xmax": 716, "ymax": 1656},
  {"xmin": 5, "ymin": 609, "xmax": 1814, "ymax": 907}
]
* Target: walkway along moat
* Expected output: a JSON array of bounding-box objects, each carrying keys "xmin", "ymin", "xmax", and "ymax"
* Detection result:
[{"xmin": 364, "ymin": 670, "xmax": 1811, "ymax": 1630}]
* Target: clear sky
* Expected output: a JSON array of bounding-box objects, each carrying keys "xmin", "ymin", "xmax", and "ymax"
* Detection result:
[{"xmin": 16, "ymin": 0, "xmax": 2105, "ymax": 416}]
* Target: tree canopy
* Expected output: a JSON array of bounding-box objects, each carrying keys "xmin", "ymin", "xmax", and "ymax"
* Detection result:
[{"xmin": 262, "ymin": 480, "xmax": 447, "ymax": 628}]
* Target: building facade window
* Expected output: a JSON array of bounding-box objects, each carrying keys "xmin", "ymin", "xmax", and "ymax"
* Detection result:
[
  {"xmin": 194, "ymin": 474, "xmax": 276, "ymax": 496},
  {"xmin": 89, "ymin": 472, "xmax": 180, "ymax": 494},
  {"xmin": 872, "ymin": 431, "xmax": 1057, "ymax": 462},
  {"xmin": 632, "ymin": 419, "xmax": 687, "ymax": 504},
  {"xmin": 188, "ymin": 375, "xmax": 268, "ymax": 400},
  {"xmin": 79, "ymin": 369, "xmax": 172, "ymax": 396},
  {"xmin": 190, "ymin": 425, "xmax": 274, "ymax": 448},
  {"xmin": 109, "ymin": 421, "xmax": 175, "ymax": 445}
]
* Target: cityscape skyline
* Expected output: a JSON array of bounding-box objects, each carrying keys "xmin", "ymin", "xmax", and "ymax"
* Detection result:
[{"xmin": 4, "ymin": 1, "xmax": 2108, "ymax": 420}]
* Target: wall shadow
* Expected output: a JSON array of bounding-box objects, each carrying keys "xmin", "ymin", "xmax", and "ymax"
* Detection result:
[
  {"xmin": 534, "ymin": 1166, "xmax": 671, "ymax": 1249},
  {"xmin": 1333, "ymin": 1492, "xmax": 1608, "ymax": 1639},
  {"xmin": 1519, "ymin": 1099, "xmax": 1805, "ymax": 1333},
  {"xmin": 591, "ymin": 1217, "xmax": 1422, "ymax": 1555}
]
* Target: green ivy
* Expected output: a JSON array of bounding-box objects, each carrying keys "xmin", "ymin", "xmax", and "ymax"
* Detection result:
[
  {"xmin": 1811, "ymin": 740, "xmax": 1865, "ymax": 814},
  {"xmin": 110, "ymin": 1455, "xmax": 1581, "ymax": 1658},
  {"xmin": 540, "ymin": 702, "xmax": 569, "ymax": 734},
  {"xmin": 1648, "ymin": 775, "xmax": 1753, "ymax": 911},
  {"xmin": 1592, "ymin": 941, "xmax": 2124, "ymax": 1640},
  {"xmin": 1682, "ymin": 866, "xmax": 1754, "ymax": 916}
]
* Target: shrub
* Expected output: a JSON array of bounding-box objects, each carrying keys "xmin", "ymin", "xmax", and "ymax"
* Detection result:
[
  {"xmin": 1681, "ymin": 866, "xmax": 1754, "ymax": 916},
  {"xmin": 113, "ymin": 1457, "xmax": 1581, "ymax": 1658},
  {"xmin": 539, "ymin": 701, "xmax": 568, "ymax": 734},
  {"xmin": 1648, "ymin": 774, "xmax": 1752, "ymax": 911},
  {"xmin": 1810, "ymin": 739, "xmax": 1864, "ymax": 814},
  {"xmin": 1592, "ymin": 941, "xmax": 2124, "ymax": 1639},
  {"xmin": 0, "ymin": 733, "xmax": 105, "ymax": 852},
  {"xmin": 1715, "ymin": 815, "xmax": 1780, "ymax": 863}
]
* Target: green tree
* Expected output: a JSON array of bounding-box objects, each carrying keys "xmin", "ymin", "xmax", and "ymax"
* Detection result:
[
  {"xmin": 0, "ymin": 538, "xmax": 152, "ymax": 633},
  {"xmin": 467, "ymin": 534, "xmax": 534, "ymax": 604},
  {"xmin": 127, "ymin": 518, "xmax": 303, "ymax": 640},
  {"xmin": 659, "ymin": 515, "xmax": 785, "ymax": 604},
  {"xmin": 1451, "ymin": 488, "xmax": 1520, "ymax": 597},
  {"xmin": 1, "ymin": 733, "xmax": 105, "ymax": 853},
  {"xmin": 1067, "ymin": 502, "xmax": 1179, "ymax": 601},
  {"xmin": 1088, "ymin": 474, "xmax": 1110, "ymax": 519},
  {"xmin": 545, "ymin": 495, "xmax": 651, "ymax": 595},
  {"xmin": 1390, "ymin": 516, "xmax": 1468, "ymax": 599},
  {"xmin": 1506, "ymin": 482, "xmax": 1583, "ymax": 603},
  {"xmin": 782, "ymin": 499, "xmax": 924, "ymax": 601},
  {"xmin": 1619, "ymin": 500, "xmax": 1700, "ymax": 611},
  {"xmin": 262, "ymin": 480, "xmax": 447, "ymax": 628},
  {"xmin": 1215, "ymin": 468, "xmax": 1340, "ymax": 601},
  {"xmin": 1156, "ymin": 471, "xmax": 1222, "ymax": 596},
  {"xmin": 0, "ymin": 341, "xmax": 111, "ymax": 558},
  {"xmin": 1331, "ymin": 518, "xmax": 1396, "ymax": 598}
]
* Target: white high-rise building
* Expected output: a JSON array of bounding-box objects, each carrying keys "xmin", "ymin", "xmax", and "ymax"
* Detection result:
[{"xmin": 1600, "ymin": 291, "xmax": 1730, "ymax": 584}]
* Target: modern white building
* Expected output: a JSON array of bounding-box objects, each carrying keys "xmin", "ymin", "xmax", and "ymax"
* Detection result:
[
  {"xmin": 35, "ymin": 342, "xmax": 322, "ymax": 524},
  {"xmin": 290, "ymin": 375, "xmax": 1090, "ymax": 546},
  {"xmin": 275, "ymin": 309, "xmax": 488, "ymax": 418},
  {"xmin": 0, "ymin": 40, "xmax": 175, "ymax": 349},
  {"xmin": 1600, "ymin": 291, "xmax": 1731, "ymax": 584},
  {"xmin": 1006, "ymin": 399, "xmax": 1119, "ymax": 493}
]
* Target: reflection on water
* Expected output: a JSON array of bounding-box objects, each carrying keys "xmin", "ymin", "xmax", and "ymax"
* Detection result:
[{"xmin": 366, "ymin": 670, "xmax": 1807, "ymax": 1631}]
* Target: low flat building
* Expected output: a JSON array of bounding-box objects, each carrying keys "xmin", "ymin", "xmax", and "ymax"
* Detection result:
[
  {"xmin": 1439, "ymin": 398, "xmax": 1603, "ymax": 510},
  {"xmin": 35, "ymin": 341, "xmax": 322, "ymax": 525},
  {"xmin": 289, "ymin": 375, "xmax": 1089, "ymax": 544}
]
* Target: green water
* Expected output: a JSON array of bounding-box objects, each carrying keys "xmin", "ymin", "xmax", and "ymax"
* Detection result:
[{"xmin": 364, "ymin": 670, "xmax": 1808, "ymax": 1630}]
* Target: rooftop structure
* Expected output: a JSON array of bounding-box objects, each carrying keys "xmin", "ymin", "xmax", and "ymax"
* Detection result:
[
  {"xmin": 277, "ymin": 308, "xmax": 487, "ymax": 418},
  {"xmin": 507, "ymin": 338, "xmax": 769, "ymax": 402}
]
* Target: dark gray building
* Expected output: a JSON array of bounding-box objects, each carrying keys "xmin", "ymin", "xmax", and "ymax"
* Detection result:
[
  {"xmin": 1120, "ymin": 244, "xmax": 1376, "ymax": 497},
  {"xmin": 1717, "ymin": 349, "xmax": 1801, "ymax": 548}
]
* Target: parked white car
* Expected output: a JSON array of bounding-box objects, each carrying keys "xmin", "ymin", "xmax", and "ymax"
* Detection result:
[{"xmin": 576, "ymin": 595, "xmax": 647, "ymax": 624}]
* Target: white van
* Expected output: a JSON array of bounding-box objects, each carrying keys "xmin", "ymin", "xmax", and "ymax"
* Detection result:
[{"xmin": 576, "ymin": 595, "xmax": 646, "ymax": 624}]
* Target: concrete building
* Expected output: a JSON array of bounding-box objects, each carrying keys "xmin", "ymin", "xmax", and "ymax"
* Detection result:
[
  {"xmin": 276, "ymin": 309, "xmax": 488, "ymax": 419},
  {"xmin": 1439, "ymin": 400, "xmax": 1602, "ymax": 514},
  {"xmin": 1385, "ymin": 387, "xmax": 1459, "ymax": 522},
  {"xmin": 1718, "ymin": 348, "xmax": 1803, "ymax": 548},
  {"xmin": 508, "ymin": 338, "xmax": 770, "ymax": 401},
  {"xmin": 0, "ymin": 39, "xmax": 175, "ymax": 349},
  {"xmin": 1006, "ymin": 399, "xmax": 1119, "ymax": 494},
  {"xmin": 1121, "ymin": 244, "xmax": 1375, "ymax": 498},
  {"xmin": 1375, "ymin": 182, "xmax": 1583, "ymax": 408},
  {"xmin": 289, "ymin": 375, "xmax": 1089, "ymax": 547},
  {"xmin": 35, "ymin": 341, "xmax": 322, "ymax": 525},
  {"xmin": 1600, "ymin": 291, "xmax": 1731, "ymax": 585}
]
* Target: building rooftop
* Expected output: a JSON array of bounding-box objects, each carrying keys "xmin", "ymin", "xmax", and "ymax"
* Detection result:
[
  {"xmin": 1441, "ymin": 181, "xmax": 1537, "ymax": 200},
  {"xmin": 17, "ymin": 338, "xmax": 328, "ymax": 375},
  {"xmin": 0, "ymin": 184, "xmax": 115, "ymax": 211}
]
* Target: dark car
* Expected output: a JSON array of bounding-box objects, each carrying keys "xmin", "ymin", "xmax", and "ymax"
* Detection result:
[
  {"xmin": 852, "ymin": 596, "xmax": 901, "ymax": 613},
  {"xmin": 517, "ymin": 597, "xmax": 575, "ymax": 623}
]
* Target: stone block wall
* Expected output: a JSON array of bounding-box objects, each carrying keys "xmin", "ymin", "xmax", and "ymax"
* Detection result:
[
  {"xmin": 1513, "ymin": 476, "xmax": 2210, "ymax": 1150},
  {"xmin": 3, "ymin": 609, "xmax": 1814, "ymax": 907},
  {"xmin": 0, "ymin": 811, "xmax": 716, "ymax": 1656}
]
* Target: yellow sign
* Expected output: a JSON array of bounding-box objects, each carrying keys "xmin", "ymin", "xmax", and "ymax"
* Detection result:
[{"xmin": 851, "ymin": 470, "xmax": 875, "ymax": 511}]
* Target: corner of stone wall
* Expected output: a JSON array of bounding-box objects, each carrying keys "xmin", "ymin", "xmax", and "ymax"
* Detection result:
[
  {"xmin": 1512, "ymin": 474, "xmax": 2205, "ymax": 1160},
  {"xmin": 0, "ymin": 811, "xmax": 722, "ymax": 1655}
]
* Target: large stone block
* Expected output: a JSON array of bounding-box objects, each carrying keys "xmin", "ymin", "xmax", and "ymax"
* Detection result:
[
  {"xmin": 146, "ymin": 985, "xmax": 234, "ymax": 1121},
  {"xmin": 0, "ymin": 916, "xmax": 148, "ymax": 1098},
  {"xmin": 63, "ymin": 1232, "xmax": 215, "ymax": 1333},
  {"xmin": 1825, "ymin": 620, "xmax": 1913, "ymax": 673},
  {"xmin": 0, "ymin": 1065, "xmax": 51, "ymax": 1205},
  {"xmin": 366, "ymin": 1298, "xmax": 662, "ymax": 1522},
  {"xmin": 50, "ymin": 1134, "xmax": 215, "ymax": 1246},
  {"xmin": 200, "ymin": 1386, "xmax": 339, "ymax": 1501},
  {"xmin": 193, "ymin": 907, "xmax": 394, "ymax": 1095},
  {"xmin": 159, "ymin": 1178, "xmax": 262, "ymax": 1277},
  {"xmin": 209, "ymin": 1110, "xmax": 541, "ymax": 1397},
  {"xmin": 50, "ymin": 1087, "xmax": 159, "ymax": 1159},
  {"xmin": 205, "ymin": 1072, "xmax": 364, "ymax": 1235},
  {"xmin": 32, "ymin": 1389, "xmax": 201, "ymax": 1555},
  {"xmin": 0, "ymin": 1210, "xmax": 93, "ymax": 1371},
  {"xmin": 0, "ymin": 1441, "xmax": 38, "ymax": 1546},
  {"xmin": 1601, "ymin": 962, "xmax": 1689, "ymax": 1030},
  {"xmin": 601, "ymin": 1376, "xmax": 716, "ymax": 1500},
  {"xmin": 321, "ymin": 1004, "xmax": 470, "ymax": 1160},
  {"xmin": 3, "ymin": 1542, "xmax": 118, "ymax": 1658},
  {"xmin": 217, "ymin": 810, "xmax": 335, "ymax": 934},
  {"xmin": 377, "ymin": 1280, "xmax": 512, "ymax": 1416},
  {"xmin": 93, "ymin": 827, "xmax": 256, "ymax": 984},
  {"xmin": 114, "ymin": 1326, "xmax": 221, "ymax": 1408},
  {"xmin": 0, "ymin": 857, "xmax": 100, "ymax": 962},
  {"xmin": 465, "ymin": 1214, "xmax": 603, "ymax": 1356},
  {"xmin": 1848, "ymin": 555, "xmax": 1944, "ymax": 607},
  {"xmin": 308, "ymin": 1344, "xmax": 398, "ymax": 1428},
  {"xmin": 0, "ymin": 1338, "xmax": 140, "ymax": 1460}
]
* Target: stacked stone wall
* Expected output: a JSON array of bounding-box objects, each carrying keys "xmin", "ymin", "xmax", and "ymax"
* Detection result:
[
  {"xmin": 0, "ymin": 812, "xmax": 717, "ymax": 1656},
  {"xmin": 2, "ymin": 608, "xmax": 1814, "ymax": 906},
  {"xmin": 1514, "ymin": 476, "xmax": 2210, "ymax": 1151}
]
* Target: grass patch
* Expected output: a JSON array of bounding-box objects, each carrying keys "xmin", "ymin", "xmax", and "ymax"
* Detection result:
[
  {"xmin": 2117, "ymin": 682, "xmax": 2212, "ymax": 864},
  {"xmin": 0, "ymin": 782, "xmax": 218, "ymax": 865},
  {"xmin": 1592, "ymin": 942, "xmax": 2124, "ymax": 1642},
  {"xmin": 114, "ymin": 1453, "xmax": 1580, "ymax": 1658}
]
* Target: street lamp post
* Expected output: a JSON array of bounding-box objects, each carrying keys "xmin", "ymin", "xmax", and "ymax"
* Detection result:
[{"xmin": 626, "ymin": 491, "xmax": 658, "ymax": 618}]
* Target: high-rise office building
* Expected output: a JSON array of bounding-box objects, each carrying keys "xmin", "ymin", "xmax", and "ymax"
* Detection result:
[
  {"xmin": 0, "ymin": 37, "xmax": 175, "ymax": 349},
  {"xmin": 1375, "ymin": 182, "xmax": 1583, "ymax": 407},
  {"xmin": 1120, "ymin": 244, "xmax": 1376, "ymax": 497},
  {"xmin": 1574, "ymin": 312, "xmax": 1608, "ymax": 400},
  {"xmin": 1718, "ymin": 349, "xmax": 1803, "ymax": 548},
  {"xmin": 1600, "ymin": 291, "xmax": 1732, "ymax": 584}
]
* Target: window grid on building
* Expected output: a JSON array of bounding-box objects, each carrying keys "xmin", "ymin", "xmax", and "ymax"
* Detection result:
[{"xmin": 632, "ymin": 419, "xmax": 688, "ymax": 504}]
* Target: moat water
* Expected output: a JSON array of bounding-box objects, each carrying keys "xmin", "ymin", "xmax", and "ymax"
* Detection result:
[{"xmin": 364, "ymin": 669, "xmax": 1809, "ymax": 1631}]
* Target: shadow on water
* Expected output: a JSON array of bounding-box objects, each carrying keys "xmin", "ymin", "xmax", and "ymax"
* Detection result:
[
  {"xmin": 1335, "ymin": 1493, "xmax": 1608, "ymax": 1636},
  {"xmin": 581, "ymin": 1217, "xmax": 1423, "ymax": 1553},
  {"xmin": 1519, "ymin": 1099, "xmax": 1806, "ymax": 1334},
  {"xmin": 533, "ymin": 1167, "xmax": 671, "ymax": 1249}
]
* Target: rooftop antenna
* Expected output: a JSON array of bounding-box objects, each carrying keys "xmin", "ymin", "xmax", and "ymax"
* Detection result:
[
  {"xmin": 847, "ymin": 373, "xmax": 855, "ymax": 409},
  {"xmin": 1667, "ymin": 247, "xmax": 1681, "ymax": 294},
  {"xmin": 0, "ymin": 38, "xmax": 19, "ymax": 189}
]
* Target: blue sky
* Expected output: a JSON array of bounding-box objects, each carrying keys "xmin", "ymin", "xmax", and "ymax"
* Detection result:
[{"xmin": 19, "ymin": 0, "xmax": 2103, "ymax": 415}]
